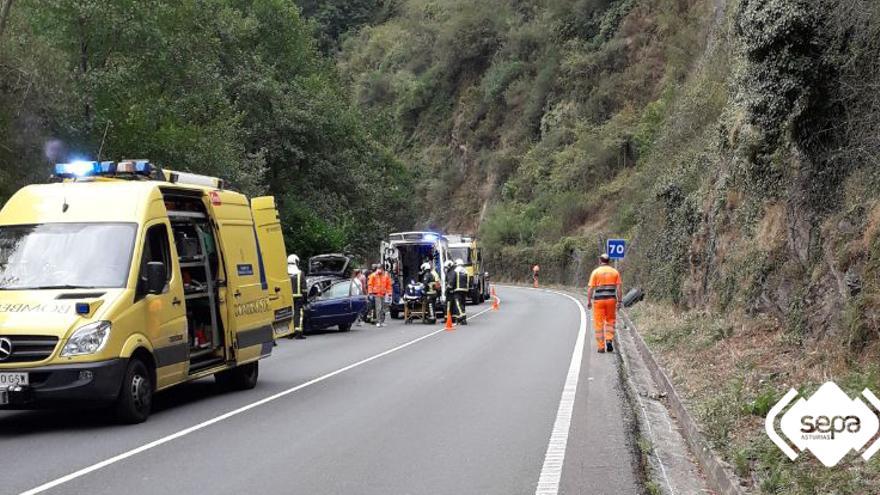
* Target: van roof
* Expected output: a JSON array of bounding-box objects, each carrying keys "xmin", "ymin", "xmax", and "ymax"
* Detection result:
[
  {"xmin": 444, "ymin": 234, "xmax": 475, "ymax": 247},
  {"xmin": 0, "ymin": 179, "xmax": 247, "ymax": 225},
  {"xmin": 388, "ymin": 231, "xmax": 447, "ymax": 245}
]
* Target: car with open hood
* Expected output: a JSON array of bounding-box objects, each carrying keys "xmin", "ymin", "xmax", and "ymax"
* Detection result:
[{"xmin": 306, "ymin": 253, "xmax": 355, "ymax": 293}]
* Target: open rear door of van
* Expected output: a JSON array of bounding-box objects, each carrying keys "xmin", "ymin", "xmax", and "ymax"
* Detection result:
[
  {"xmin": 207, "ymin": 192, "xmax": 274, "ymax": 362},
  {"xmin": 251, "ymin": 196, "xmax": 294, "ymax": 339}
]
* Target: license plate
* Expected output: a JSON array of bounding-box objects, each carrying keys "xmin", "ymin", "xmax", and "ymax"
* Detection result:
[
  {"xmin": 0, "ymin": 372, "xmax": 28, "ymax": 389},
  {"xmin": 0, "ymin": 390, "xmax": 7, "ymax": 405}
]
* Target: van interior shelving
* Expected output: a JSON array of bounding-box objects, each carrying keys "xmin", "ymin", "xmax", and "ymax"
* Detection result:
[{"xmin": 162, "ymin": 190, "xmax": 226, "ymax": 371}]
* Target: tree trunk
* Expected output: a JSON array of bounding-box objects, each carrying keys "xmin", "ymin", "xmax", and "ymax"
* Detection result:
[
  {"xmin": 0, "ymin": 0, "xmax": 14, "ymax": 40},
  {"xmin": 78, "ymin": 15, "xmax": 91, "ymax": 125}
]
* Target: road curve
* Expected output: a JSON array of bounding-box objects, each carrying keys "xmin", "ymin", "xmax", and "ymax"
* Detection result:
[{"xmin": 1, "ymin": 286, "xmax": 641, "ymax": 495}]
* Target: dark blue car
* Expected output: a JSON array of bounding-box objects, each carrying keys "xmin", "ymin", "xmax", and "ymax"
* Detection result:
[{"xmin": 304, "ymin": 280, "xmax": 368, "ymax": 332}]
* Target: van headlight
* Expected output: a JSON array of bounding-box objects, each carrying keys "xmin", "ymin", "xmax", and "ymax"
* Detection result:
[{"xmin": 61, "ymin": 321, "xmax": 112, "ymax": 356}]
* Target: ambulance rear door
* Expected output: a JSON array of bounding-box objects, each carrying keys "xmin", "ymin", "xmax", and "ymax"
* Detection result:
[
  {"xmin": 251, "ymin": 196, "xmax": 293, "ymax": 339},
  {"xmin": 209, "ymin": 192, "xmax": 274, "ymax": 363}
]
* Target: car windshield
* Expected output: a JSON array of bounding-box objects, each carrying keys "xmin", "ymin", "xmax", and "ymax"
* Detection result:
[
  {"xmin": 0, "ymin": 223, "xmax": 137, "ymax": 290},
  {"xmin": 448, "ymin": 247, "xmax": 472, "ymax": 264}
]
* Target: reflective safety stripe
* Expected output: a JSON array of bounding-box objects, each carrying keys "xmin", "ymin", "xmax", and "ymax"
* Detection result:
[
  {"xmin": 592, "ymin": 284, "xmax": 618, "ymax": 300},
  {"xmin": 292, "ymin": 273, "xmax": 302, "ymax": 297}
]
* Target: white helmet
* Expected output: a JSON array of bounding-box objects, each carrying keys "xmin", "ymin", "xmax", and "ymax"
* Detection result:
[
  {"xmin": 444, "ymin": 259, "xmax": 454, "ymax": 269},
  {"xmin": 287, "ymin": 254, "xmax": 300, "ymax": 266},
  {"xmin": 455, "ymin": 258, "xmax": 464, "ymax": 266},
  {"xmin": 420, "ymin": 262, "xmax": 432, "ymax": 272}
]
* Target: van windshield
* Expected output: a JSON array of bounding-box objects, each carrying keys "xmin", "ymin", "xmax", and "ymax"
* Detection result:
[
  {"xmin": 0, "ymin": 223, "xmax": 137, "ymax": 290},
  {"xmin": 448, "ymin": 247, "xmax": 472, "ymax": 264}
]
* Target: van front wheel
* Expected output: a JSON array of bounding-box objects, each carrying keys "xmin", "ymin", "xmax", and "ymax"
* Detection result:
[
  {"xmin": 215, "ymin": 362, "xmax": 259, "ymax": 391},
  {"xmin": 114, "ymin": 358, "xmax": 153, "ymax": 424}
]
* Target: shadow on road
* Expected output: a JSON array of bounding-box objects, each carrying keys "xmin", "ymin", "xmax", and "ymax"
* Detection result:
[{"xmin": 0, "ymin": 380, "xmax": 225, "ymax": 437}]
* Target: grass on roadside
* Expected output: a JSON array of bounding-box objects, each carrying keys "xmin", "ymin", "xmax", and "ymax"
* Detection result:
[{"xmin": 628, "ymin": 302, "xmax": 880, "ymax": 494}]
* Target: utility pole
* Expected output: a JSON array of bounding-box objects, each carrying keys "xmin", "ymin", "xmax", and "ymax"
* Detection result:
[{"xmin": 0, "ymin": 0, "xmax": 14, "ymax": 40}]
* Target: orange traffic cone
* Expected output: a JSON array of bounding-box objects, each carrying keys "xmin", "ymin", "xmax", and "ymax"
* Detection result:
[
  {"xmin": 444, "ymin": 309, "xmax": 455, "ymax": 331},
  {"xmin": 492, "ymin": 295, "xmax": 500, "ymax": 311}
]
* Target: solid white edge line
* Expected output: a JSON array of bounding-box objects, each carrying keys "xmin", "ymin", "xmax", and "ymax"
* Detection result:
[
  {"xmin": 526, "ymin": 288, "xmax": 587, "ymax": 495},
  {"xmin": 20, "ymin": 298, "xmax": 501, "ymax": 495}
]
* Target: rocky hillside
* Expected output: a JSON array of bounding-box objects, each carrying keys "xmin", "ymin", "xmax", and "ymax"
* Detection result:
[{"xmin": 336, "ymin": 0, "xmax": 880, "ymax": 346}]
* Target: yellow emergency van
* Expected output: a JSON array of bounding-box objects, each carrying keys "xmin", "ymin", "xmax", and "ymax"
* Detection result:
[{"xmin": 0, "ymin": 160, "xmax": 293, "ymax": 423}]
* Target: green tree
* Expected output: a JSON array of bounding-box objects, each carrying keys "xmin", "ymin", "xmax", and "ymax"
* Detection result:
[{"xmin": 0, "ymin": 0, "xmax": 413, "ymax": 260}]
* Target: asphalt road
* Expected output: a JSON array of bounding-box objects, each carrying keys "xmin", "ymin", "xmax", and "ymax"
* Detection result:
[{"xmin": 0, "ymin": 286, "xmax": 642, "ymax": 495}]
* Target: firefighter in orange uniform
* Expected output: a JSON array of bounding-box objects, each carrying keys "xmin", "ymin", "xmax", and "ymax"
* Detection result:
[{"xmin": 587, "ymin": 253, "xmax": 622, "ymax": 353}]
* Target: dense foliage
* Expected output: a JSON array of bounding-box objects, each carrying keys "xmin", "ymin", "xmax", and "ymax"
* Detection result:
[{"xmin": 0, "ymin": 0, "xmax": 412, "ymax": 259}]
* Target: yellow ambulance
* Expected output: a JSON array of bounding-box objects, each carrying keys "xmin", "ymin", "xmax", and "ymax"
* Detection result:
[
  {"xmin": 0, "ymin": 160, "xmax": 293, "ymax": 423},
  {"xmin": 445, "ymin": 234, "xmax": 490, "ymax": 304}
]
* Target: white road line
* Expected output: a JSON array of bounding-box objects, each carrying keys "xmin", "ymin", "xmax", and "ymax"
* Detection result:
[
  {"xmin": 20, "ymin": 298, "xmax": 500, "ymax": 495},
  {"xmin": 529, "ymin": 289, "xmax": 588, "ymax": 495}
]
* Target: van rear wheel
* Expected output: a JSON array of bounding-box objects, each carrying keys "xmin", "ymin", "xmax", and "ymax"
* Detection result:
[
  {"xmin": 215, "ymin": 362, "xmax": 259, "ymax": 391},
  {"xmin": 114, "ymin": 358, "xmax": 153, "ymax": 424}
]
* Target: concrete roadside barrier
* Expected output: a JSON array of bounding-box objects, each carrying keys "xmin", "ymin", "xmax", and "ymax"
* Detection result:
[{"xmin": 620, "ymin": 310, "xmax": 746, "ymax": 495}]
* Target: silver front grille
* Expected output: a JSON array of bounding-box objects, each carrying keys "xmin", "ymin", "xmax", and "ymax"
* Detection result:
[{"xmin": 0, "ymin": 335, "xmax": 59, "ymax": 364}]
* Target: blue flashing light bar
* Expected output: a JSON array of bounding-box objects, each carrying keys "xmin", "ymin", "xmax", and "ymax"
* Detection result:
[
  {"xmin": 423, "ymin": 233, "xmax": 439, "ymax": 242},
  {"xmin": 54, "ymin": 161, "xmax": 105, "ymax": 178},
  {"xmin": 54, "ymin": 160, "xmax": 153, "ymax": 178}
]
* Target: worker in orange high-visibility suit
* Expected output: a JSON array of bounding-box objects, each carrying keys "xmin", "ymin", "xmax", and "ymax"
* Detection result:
[
  {"xmin": 587, "ymin": 253, "xmax": 622, "ymax": 353},
  {"xmin": 368, "ymin": 264, "xmax": 393, "ymax": 327}
]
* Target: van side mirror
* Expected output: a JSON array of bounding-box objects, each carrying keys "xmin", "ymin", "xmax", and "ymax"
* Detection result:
[{"xmin": 146, "ymin": 262, "xmax": 167, "ymax": 295}]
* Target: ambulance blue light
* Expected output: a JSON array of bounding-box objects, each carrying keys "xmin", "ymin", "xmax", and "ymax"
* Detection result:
[
  {"xmin": 423, "ymin": 233, "xmax": 439, "ymax": 242},
  {"xmin": 55, "ymin": 161, "xmax": 102, "ymax": 177},
  {"xmin": 75, "ymin": 303, "xmax": 90, "ymax": 315},
  {"xmin": 54, "ymin": 160, "xmax": 153, "ymax": 178},
  {"xmin": 135, "ymin": 161, "xmax": 152, "ymax": 173}
]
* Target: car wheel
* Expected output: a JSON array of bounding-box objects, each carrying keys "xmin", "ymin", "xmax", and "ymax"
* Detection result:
[
  {"xmin": 114, "ymin": 357, "xmax": 153, "ymax": 424},
  {"xmin": 339, "ymin": 323, "xmax": 352, "ymax": 332},
  {"xmin": 215, "ymin": 361, "xmax": 259, "ymax": 391}
]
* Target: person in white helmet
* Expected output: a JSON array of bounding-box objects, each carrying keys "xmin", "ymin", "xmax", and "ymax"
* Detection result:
[
  {"xmin": 446, "ymin": 258, "xmax": 470, "ymax": 325},
  {"xmin": 420, "ymin": 261, "xmax": 440, "ymax": 323},
  {"xmin": 287, "ymin": 254, "xmax": 307, "ymax": 340}
]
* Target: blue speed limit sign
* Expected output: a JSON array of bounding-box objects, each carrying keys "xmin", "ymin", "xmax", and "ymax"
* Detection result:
[{"xmin": 606, "ymin": 239, "xmax": 626, "ymax": 260}]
